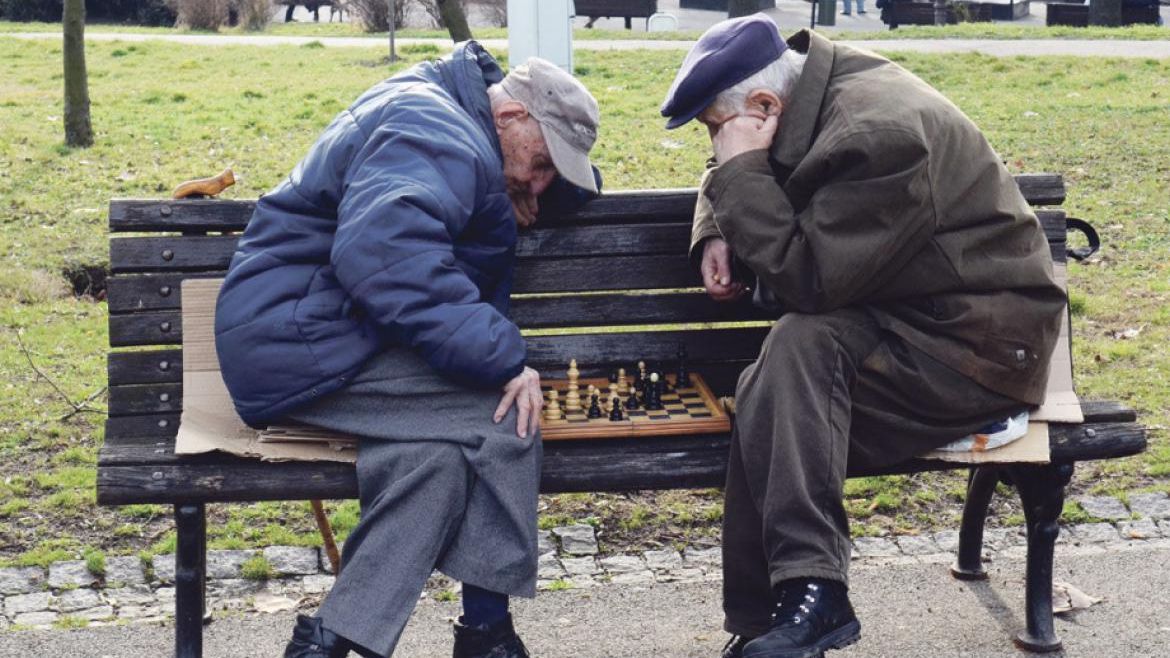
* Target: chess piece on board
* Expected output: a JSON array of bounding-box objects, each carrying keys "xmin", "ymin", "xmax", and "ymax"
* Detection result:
[
  {"xmin": 545, "ymin": 390, "xmax": 563, "ymax": 421},
  {"xmin": 636, "ymin": 360, "xmax": 647, "ymax": 392},
  {"xmin": 609, "ymin": 394, "xmax": 624, "ymax": 421},
  {"xmin": 565, "ymin": 359, "xmax": 581, "ymax": 411},
  {"xmin": 608, "ymin": 382, "xmax": 619, "ymax": 406},
  {"xmin": 617, "ymin": 367, "xmax": 628, "ymax": 395},
  {"xmin": 587, "ymin": 393, "xmax": 603, "ymax": 419},
  {"xmin": 646, "ymin": 373, "xmax": 664, "ymax": 410},
  {"xmin": 625, "ymin": 389, "xmax": 640, "ymax": 410}
]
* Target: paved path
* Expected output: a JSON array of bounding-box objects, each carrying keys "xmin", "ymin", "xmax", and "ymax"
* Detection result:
[
  {"xmin": 9, "ymin": 30, "xmax": 1170, "ymax": 57},
  {"xmin": 4, "ymin": 541, "xmax": 1168, "ymax": 657}
]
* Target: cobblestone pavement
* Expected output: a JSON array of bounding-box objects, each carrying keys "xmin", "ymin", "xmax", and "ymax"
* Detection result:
[{"xmin": 2, "ymin": 491, "xmax": 1168, "ymax": 632}]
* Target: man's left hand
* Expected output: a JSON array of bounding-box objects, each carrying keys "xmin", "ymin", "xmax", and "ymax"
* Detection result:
[
  {"xmin": 511, "ymin": 193, "xmax": 539, "ymax": 228},
  {"xmin": 712, "ymin": 114, "xmax": 779, "ymax": 164}
]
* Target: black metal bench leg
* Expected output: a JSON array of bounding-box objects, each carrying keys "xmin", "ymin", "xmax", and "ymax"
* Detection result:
[
  {"xmin": 951, "ymin": 466, "xmax": 1000, "ymax": 580},
  {"xmin": 1006, "ymin": 462, "xmax": 1074, "ymax": 653},
  {"xmin": 174, "ymin": 503, "xmax": 207, "ymax": 658}
]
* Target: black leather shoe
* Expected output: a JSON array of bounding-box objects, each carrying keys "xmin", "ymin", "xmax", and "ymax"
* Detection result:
[
  {"xmin": 741, "ymin": 579, "xmax": 860, "ymax": 658},
  {"xmin": 452, "ymin": 613, "xmax": 530, "ymax": 658},
  {"xmin": 721, "ymin": 635, "xmax": 753, "ymax": 658},
  {"xmin": 284, "ymin": 614, "xmax": 356, "ymax": 658}
]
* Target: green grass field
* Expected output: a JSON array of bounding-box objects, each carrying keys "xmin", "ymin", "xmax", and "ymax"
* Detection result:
[
  {"xmin": 1, "ymin": 35, "xmax": 1167, "ymax": 567},
  {"xmin": 2, "ymin": 18, "xmax": 1168, "ymax": 41}
]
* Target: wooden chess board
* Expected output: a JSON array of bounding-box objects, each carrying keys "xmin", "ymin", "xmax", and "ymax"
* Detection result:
[{"xmin": 540, "ymin": 373, "xmax": 730, "ymax": 441}]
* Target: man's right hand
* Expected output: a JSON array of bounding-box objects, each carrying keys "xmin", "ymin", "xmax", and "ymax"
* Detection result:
[
  {"xmin": 494, "ymin": 366, "xmax": 543, "ymax": 439},
  {"xmin": 701, "ymin": 238, "xmax": 747, "ymax": 302}
]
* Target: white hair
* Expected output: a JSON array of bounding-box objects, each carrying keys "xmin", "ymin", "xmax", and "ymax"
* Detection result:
[{"xmin": 710, "ymin": 50, "xmax": 808, "ymax": 116}]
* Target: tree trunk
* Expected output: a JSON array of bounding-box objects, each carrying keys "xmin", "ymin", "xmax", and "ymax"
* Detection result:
[
  {"xmin": 437, "ymin": 0, "xmax": 473, "ymax": 42},
  {"xmin": 63, "ymin": 0, "xmax": 93, "ymax": 148},
  {"xmin": 934, "ymin": 0, "xmax": 948, "ymax": 25},
  {"xmin": 728, "ymin": 0, "xmax": 759, "ymax": 18},
  {"xmin": 1089, "ymin": 0, "xmax": 1123, "ymax": 26}
]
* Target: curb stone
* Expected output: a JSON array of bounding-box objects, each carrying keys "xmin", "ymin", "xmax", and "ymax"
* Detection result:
[{"xmin": 2, "ymin": 492, "xmax": 1163, "ymax": 630}]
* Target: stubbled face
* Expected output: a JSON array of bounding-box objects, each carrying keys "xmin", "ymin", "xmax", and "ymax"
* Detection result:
[
  {"xmin": 495, "ymin": 107, "xmax": 558, "ymax": 228},
  {"xmin": 697, "ymin": 104, "xmax": 738, "ymax": 141}
]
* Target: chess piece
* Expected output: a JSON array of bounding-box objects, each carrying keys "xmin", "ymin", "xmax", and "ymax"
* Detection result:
[
  {"xmin": 585, "ymin": 385, "xmax": 597, "ymax": 410},
  {"xmin": 609, "ymin": 394, "xmax": 624, "ymax": 421},
  {"xmin": 608, "ymin": 382, "xmax": 619, "ymax": 406},
  {"xmin": 587, "ymin": 393, "xmax": 603, "ymax": 419},
  {"xmin": 565, "ymin": 359, "xmax": 581, "ymax": 411},
  {"xmin": 544, "ymin": 390, "xmax": 562, "ymax": 421},
  {"xmin": 676, "ymin": 343, "xmax": 691, "ymax": 388},
  {"xmin": 646, "ymin": 373, "xmax": 664, "ymax": 410},
  {"xmin": 636, "ymin": 360, "xmax": 647, "ymax": 392},
  {"xmin": 625, "ymin": 389, "xmax": 640, "ymax": 410},
  {"xmin": 617, "ymin": 367, "xmax": 628, "ymax": 395}
]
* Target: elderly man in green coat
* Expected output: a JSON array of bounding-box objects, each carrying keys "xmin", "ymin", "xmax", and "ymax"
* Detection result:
[{"xmin": 660, "ymin": 15, "xmax": 1065, "ymax": 658}]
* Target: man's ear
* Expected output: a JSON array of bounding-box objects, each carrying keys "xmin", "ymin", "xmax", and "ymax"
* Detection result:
[
  {"xmin": 493, "ymin": 100, "xmax": 529, "ymax": 129},
  {"xmin": 746, "ymin": 89, "xmax": 783, "ymax": 117}
]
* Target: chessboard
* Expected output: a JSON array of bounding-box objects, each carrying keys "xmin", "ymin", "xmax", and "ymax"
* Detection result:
[{"xmin": 539, "ymin": 373, "xmax": 730, "ymax": 441}]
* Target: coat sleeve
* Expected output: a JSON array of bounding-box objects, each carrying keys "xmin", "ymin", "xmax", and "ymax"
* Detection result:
[
  {"xmin": 703, "ymin": 127, "xmax": 936, "ymax": 313},
  {"xmin": 331, "ymin": 117, "xmax": 525, "ymax": 388},
  {"xmin": 689, "ymin": 159, "xmax": 724, "ymax": 268}
]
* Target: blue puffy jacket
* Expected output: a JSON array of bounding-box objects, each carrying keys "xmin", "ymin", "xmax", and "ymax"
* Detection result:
[{"xmin": 216, "ymin": 42, "xmax": 529, "ymax": 427}]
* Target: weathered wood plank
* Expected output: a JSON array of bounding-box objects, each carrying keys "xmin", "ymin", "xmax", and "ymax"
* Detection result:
[
  {"xmin": 108, "ymin": 349, "xmax": 182, "ymax": 386},
  {"xmin": 110, "ymin": 311, "xmax": 184, "ymax": 347},
  {"xmin": 106, "ymin": 175, "xmax": 1065, "ymax": 234},
  {"xmin": 97, "ymin": 420, "xmax": 1142, "ymax": 504},
  {"xmin": 108, "ymin": 383, "xmax": 183, "ymax": 416}
]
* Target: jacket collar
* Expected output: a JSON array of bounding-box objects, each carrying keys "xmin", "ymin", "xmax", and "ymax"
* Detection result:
[
  {"xmin": 770, "ymin": 29, "xmax": 835, "ymax": 172},
  {"xmin": 437, "ymin": 40, "xmax": 505, "ymax": 160}
]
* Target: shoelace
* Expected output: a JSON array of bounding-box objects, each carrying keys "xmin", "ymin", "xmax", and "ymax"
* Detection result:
[{"xmin": 775, "ymin": 582, "xmax": 821, "ymax": 625}]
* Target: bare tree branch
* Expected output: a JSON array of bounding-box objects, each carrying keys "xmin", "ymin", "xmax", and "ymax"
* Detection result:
[{"xmin": 14, "ymin": 330, "xmax": 107, "ymax": 420}]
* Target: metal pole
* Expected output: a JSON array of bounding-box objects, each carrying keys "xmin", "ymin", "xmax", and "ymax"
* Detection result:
[
  {"xmin": 810, "ymin": 0, "xmax": 817, "ymax": 29},
  {"xmin": 388, "ymin": 0, "xmax": 398, "ymax": 62}
]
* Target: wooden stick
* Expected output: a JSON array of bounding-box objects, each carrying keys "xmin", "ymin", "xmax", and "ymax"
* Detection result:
[{"xmin": 310, "ymin": 499, "xmax": 341, "ymax": 575}]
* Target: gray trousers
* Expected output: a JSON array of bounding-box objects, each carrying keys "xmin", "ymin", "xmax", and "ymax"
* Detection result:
[
  {"xmin": 723, "ymin": 309, "xmax": 1027, "ymax": 637},
  {"xmin": 286, "ymin": 349, "xmax": 541, "ymax": 657}
]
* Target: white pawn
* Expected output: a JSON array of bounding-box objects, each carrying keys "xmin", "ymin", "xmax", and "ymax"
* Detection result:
[
  {"xmin": 544, "ymin": 389, "xmax": 562, "ymax": 421},
  {"xmin": 617, "ymin": 367, "xmax": 628, "ymax": 396}
]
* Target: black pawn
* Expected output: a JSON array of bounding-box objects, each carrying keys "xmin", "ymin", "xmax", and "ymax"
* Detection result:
[
  {"xmin": 609, "ymin": 399, "xmax": 624, "ymax": 421},
  {"xmin": 646, "ymin": 376, "xmax": 663, "ymax": 410},
  {"xmin": 587, "ymin": 393, "xmax": 603, "ymax": 419},
  {"xmin": 676, "ymin": 343, "xmax": 691, "ymax": 388},
  {"xmin": 625, "ymin": 390, "xmax": 640, "ymax": 410}
]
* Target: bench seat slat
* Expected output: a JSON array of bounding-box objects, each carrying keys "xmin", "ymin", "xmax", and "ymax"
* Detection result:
[
  {"xmin": 96, "ymin": 418, "xmax": 1145, "ymax": 504},
  {"xmin": 108, "ymin": 349, "xmax": 182, "ymax": 386},
  {"xmin": 106, "ymin": 175, "xmax": 1067, "ymax": 233}
]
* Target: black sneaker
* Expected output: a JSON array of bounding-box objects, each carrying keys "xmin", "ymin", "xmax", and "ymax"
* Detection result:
[
  {"xmin": 284, "ymin": 614, "xmax": 363, "ymax": 658},
  {"xmin": 722, "ymin": 635, "xmax": 753, "ymax": 658},
  {"xmin": 741, "ymin": 579, "xmax": 860, "ymax": 658},
  {"xmin": 452, "ymin": 613, "xmax": 530, "ymax": 658}
]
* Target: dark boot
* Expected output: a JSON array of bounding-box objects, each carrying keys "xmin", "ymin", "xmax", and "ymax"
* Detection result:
[
  {"xmin": 284, "ymin": 614, "xmax": 355, "ymax": 658},
  {"xmin": 722, "ymin": 635, "xmax": 753, "ymax": 658},
  {"xmin": 742, "ymin": 579, "xmax": 860, "ymax": 658},
  {"xmin": 452, "ymin": 613, "xmax": 530, "ymax": 658}
]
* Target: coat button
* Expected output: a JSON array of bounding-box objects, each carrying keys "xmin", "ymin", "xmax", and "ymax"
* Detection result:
[{"xmin": 1015, "ymin": 349, "xmax": 1027, "ymax": 362}]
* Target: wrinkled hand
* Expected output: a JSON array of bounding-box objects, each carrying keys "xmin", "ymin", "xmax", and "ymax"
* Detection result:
[
  {"xmin": 701, "ymin": 238, "xmax": 747, "ymax": 302},
  {"xmin": 494, "ymin": 366, "xmax": 542, "ymax": 439},
  {"xmin": 712, "ymin": 114, "xmax": 779, "ymax": 165},
  {"xmin": 510, "ymin": 192, "xmax": 539, "ymax": 228}
]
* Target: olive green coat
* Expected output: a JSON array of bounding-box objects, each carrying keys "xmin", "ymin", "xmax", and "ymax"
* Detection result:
[{"xmin": 691, "ymin": 30, "xmax": 1064, "ymax": 405}]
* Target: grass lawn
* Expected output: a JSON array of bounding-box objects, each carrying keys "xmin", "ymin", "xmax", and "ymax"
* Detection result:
[
  {"xmin": 2, "ymin": 18, "xmax": 1168, "ymax": 41},
  {"xmin": 0, "ymin": 36, "xmax": 1168, "ymax": 567}
]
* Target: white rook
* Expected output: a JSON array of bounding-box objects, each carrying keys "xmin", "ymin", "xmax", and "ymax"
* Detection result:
[{"xmin": 507, "ymin": 0, "xmax": 574, "ymax": 71}]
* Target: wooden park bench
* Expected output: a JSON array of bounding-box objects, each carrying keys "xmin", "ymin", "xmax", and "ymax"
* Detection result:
[
  {"xmin": 879, "ymin": 0, "xmax": 1007, "ymax": 28},
  {"xmin": 575, "ymin": 0, "xmax": 659, "ymax": 30},
  {"xmin": 99, "ymin": 173, "xmax": 1146, "ymax": 657},
  {"xmin": 1046, "ymin": 0, "xmax": 1161, "ymax": 27}
]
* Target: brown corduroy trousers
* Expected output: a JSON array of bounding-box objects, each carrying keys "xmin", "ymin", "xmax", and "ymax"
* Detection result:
[{"xmin": 722, "ymin": 308, "xmax": 1027, "ymax": 637}]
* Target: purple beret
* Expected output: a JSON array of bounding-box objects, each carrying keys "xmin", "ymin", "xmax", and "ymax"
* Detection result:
[{"xmin": 660, "ymin": 14, "xmax": 787, "ymax": 130}]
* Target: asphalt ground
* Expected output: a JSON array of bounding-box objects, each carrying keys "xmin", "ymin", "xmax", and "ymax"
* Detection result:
[{"xmin": 3, "ymin": 541, "xmax": 1168, "ymax": 657}]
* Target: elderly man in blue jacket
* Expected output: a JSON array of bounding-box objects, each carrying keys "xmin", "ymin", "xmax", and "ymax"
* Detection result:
[{"xmin": 214, "ymin": 42, "xmax": 600, "ymax": 658}]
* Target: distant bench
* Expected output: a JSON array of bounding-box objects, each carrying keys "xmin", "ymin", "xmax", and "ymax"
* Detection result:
[
  {"xmin": 575, "ymin": 0, "xmax": 659, "ymax": 30},
  {"xmin": 879, "ymin": 0, "xmax": 1030, "ymax": 28},
  {"xmin": 1046, "ymin": 0, "xmax": 1161, "ymax": 27},
  {"xmin": 99, "ymin": 173, "xmax": 1146, "ymax": 657}
]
